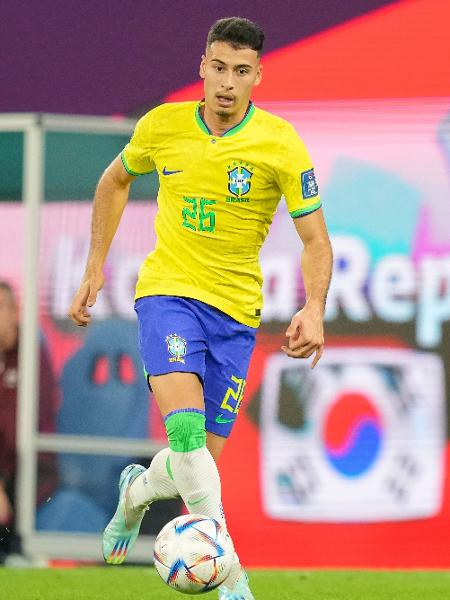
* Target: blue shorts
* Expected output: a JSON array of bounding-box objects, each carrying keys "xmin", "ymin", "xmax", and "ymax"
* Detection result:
[{"xmin": 134, "ymin": 296, "xmax": 256, "ymax": 437}]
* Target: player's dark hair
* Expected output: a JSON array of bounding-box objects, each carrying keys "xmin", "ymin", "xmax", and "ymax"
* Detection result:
[{"xmin": 207, "ymin": 17, "xmax": 265, "ymax": 56}]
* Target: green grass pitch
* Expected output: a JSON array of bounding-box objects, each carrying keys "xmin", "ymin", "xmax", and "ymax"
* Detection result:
[{"xmin": 1, "ymin": 567, "xmax": 450, "ymax": 600}]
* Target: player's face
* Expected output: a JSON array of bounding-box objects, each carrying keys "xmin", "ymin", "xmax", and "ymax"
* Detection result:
[{"xmin": 200, "ymin": 42, "xmax": 262, "ymax": 119}]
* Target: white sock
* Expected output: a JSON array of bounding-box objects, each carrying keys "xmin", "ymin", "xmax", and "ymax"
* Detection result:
[
  {"xmin": 131, "ymin": 444, "xmax": 241, "ymax": 587},
  {"xmin": 169, "ymin": 446, "xmax": 227, "ymax": 529},
  {"xmin": 128, "ymin": 448, "xmax": 179, "ymax": 509},
  {"xmin": 170, "ymin": 446, "xmax": 243, "ymax": 589},
  {"xmin": 220, "ymin": 552, "xmax": 243, "ymax": 590}
]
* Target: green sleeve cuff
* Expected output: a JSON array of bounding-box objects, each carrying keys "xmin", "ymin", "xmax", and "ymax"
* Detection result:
[
  {"xmin": 290, "ymin": 200, "xmax": 322, "ymax": 219},
  {"xmin": 120, "ymin": 150, "xmax": 153, "ymax": 176}
]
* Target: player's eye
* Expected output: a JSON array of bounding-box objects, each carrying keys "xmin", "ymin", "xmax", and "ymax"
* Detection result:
[{"xmin": 238, "ymin": 69, "xmax": 248, "ymax": 75}]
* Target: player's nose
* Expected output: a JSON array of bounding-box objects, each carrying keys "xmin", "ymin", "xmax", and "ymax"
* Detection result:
[{"xmin": 222, "ymin": 72, "xmax": 234, "ymax": 89}]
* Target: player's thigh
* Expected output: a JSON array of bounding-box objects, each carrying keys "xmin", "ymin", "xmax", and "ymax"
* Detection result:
[
  {"xmin": 204, "ymin": 321, "xmax": 256, "ymax": 439},
  {"xmin": 135, "ymin": 296, "xmax": 207, "ymax": 417},
  {"xmin": 149, "ymin": 372, "xmax": 204, "ymax": 417}
]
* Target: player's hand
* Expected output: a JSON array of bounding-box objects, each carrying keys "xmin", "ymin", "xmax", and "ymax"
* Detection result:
[
  {"xmin": 68, "ymin": 270, "xmax": 105, "ymax": 327},
  {"xmin": 0, "ymin": 484, "xmax": 13, "ymax": 525},
  {"xmin": 281, "ymin": 304, "xmax": 324, "ymax": 368}
]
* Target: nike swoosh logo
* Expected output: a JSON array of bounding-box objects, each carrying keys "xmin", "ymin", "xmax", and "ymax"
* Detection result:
[
  {"xmin": 162, "ymin": 166, "xmax": 183, "ymax": 175},
  {"xmin": 215, "ymin": 414, "xmax": 236, "ymax": 424},
  {"xmin": 187, "ymin": 495, "xmax": 208, "ymax": 507}
]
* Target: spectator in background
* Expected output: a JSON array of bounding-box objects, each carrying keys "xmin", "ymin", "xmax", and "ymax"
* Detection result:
[{"xmin": 0, "ymin": 281, "xmax": 58, "ymax": 563}]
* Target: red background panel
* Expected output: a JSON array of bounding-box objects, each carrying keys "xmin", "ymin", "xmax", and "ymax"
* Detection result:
[
  {"xmin": 220, "ymin": 337, "xmax": 450, "ymax": 568},
  {"xmin": 167, "ymin": 0, "xmax": 450, "ymax": 102}
]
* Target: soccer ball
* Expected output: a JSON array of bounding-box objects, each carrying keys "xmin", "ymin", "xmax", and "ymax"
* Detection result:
[{"xmin": 153, "ymin": 514, "xmax": 235, "ymax": 595}]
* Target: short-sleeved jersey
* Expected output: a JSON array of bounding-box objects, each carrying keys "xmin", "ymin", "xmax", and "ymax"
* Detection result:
[{"xmin": 122, "ymin": 101, "xmax": 321, "ymax": 327}]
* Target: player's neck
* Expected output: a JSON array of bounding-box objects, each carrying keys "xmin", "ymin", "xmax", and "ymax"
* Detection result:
[{"xmin": 202, "ymin": 103, "xmax": 248, "ymax": 137}]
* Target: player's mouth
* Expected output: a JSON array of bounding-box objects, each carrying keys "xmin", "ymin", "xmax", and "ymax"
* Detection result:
[{"xmin": 216, "ymin": 94, "xmax": 234, "ymax": 108}]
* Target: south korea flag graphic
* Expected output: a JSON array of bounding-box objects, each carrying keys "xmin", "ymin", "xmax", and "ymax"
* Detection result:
[{"xmin": 260, "ymin": 348, "xmax": 446, "ymax": 522}]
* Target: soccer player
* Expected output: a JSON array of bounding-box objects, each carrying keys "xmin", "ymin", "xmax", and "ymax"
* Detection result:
[{"xmin": 69, "ymin": 17, "xmax": 332, "ymax": 600}]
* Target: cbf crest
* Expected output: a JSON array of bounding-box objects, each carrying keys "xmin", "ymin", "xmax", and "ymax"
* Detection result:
[
  {"xmin": 165, "ymin": 334, "xmax": 187, "ymax": 363},
  {"xmin": 228, "ymin": 161, "xmax": 253, "ymax": 197}
]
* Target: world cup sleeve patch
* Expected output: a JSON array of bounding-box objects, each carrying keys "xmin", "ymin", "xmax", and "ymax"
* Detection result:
[{"xmin": 301, "ymin": 168, "xmax": 319, "ymax": 199}]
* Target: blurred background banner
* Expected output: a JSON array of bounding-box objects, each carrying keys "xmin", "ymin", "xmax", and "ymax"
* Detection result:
[
  {"xmin": 1, "ymin": 0, "xmax": 449, "ymax": 568},
  {"xmin": 2, "ymin": 0, "xmax": 433, "ymax": 114},
  {"xmin": 261, "ymin": 350, "xmax": 445, "ymax": 522}
]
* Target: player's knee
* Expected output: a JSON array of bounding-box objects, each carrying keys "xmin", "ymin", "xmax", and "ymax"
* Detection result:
[{"xmin": 165, "ymin": 409, "xmax": 206, "ymax": 453}]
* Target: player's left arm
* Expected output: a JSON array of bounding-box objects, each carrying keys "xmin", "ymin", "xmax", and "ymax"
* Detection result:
[{"xmin": 281, "ymin": 207, "xmax": 333, "ymax": 367}]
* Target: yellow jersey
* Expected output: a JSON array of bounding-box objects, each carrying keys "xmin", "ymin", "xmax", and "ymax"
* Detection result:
[{"xmin": 122, "ymin": 101, "xmax": 321, "ymax": 327}]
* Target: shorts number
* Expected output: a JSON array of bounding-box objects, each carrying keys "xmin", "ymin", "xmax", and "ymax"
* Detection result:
[
  {"xmin": 182, "ymin": 197, "xmax": 216, "ymax": 232},
  {"xmin": 221, "ymin": 376, "xmax": 246, "ymax": 414}
]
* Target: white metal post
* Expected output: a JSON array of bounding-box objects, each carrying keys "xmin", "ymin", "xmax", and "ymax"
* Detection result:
[
  {"xmin": 2, "ymin": 113, "xmax": 164, "ymax": 562},
  {"xmin": 16, "ymin": 118, "xmax": 44, "ymax": 548}
]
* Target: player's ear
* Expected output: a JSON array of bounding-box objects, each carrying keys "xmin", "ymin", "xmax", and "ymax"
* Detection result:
[
  {"xmin": 254, "ymin": 62, "xmax": 263, "ymax": 87},
  {"xmin": 199, "ymin": 55, "xmax": 206, "ymax": 79}
]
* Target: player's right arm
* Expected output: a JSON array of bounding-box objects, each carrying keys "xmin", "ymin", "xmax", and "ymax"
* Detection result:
[{"xmin": 68, "ymin": 156, "xmax": 136, "ymax": 326}]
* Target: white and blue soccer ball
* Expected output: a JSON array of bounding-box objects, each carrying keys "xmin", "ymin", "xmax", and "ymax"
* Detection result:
[{"xmin": 153, "ymin": 514, "xmax": 235, "ymax": 595}]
